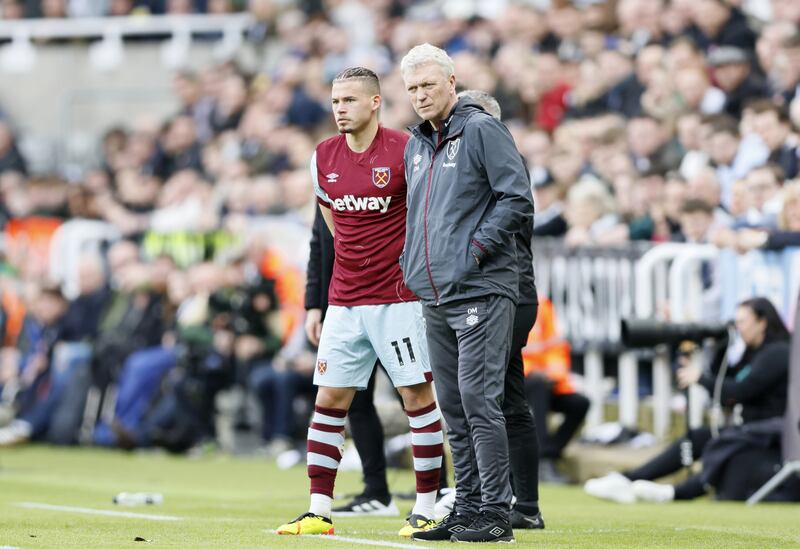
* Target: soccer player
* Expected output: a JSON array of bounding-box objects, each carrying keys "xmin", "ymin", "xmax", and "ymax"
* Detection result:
[{"xmin": 276, "ymin": 67, "xmax": 443, "ymax": 538}]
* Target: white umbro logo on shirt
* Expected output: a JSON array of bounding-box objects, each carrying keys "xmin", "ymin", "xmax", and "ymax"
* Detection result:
[{"xmin": 326, "ymin": 173, "xmax": 339, "ymax": 183}]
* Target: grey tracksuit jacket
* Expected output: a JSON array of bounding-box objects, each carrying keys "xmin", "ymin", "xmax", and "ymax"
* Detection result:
[{"xmin": 401, "ymin": 99, "xmax": 534, "ymax": 306}]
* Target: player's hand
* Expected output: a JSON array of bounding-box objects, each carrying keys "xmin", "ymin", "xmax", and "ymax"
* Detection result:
[{"xmin": 305, "ymin": 308, "xmax": 323, "ymax": 346}]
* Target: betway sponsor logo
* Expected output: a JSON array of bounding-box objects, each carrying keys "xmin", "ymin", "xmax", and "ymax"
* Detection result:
[{"xmin": 331, "ymin": 194, "xmax": 392, "ymax": 213}]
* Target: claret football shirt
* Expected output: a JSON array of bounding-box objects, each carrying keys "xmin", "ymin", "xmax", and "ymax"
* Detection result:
[{"xmin": 311, "ymin": 125, "xmax": 417, "ymax": 306}]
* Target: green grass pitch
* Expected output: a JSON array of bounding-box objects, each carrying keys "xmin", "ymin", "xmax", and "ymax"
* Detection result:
[{"xmin": 1, "ymin": 446, "xmax": 799, "ymax": 548}]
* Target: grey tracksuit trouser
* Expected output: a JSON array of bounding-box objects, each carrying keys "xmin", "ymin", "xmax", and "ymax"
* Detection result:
[{"xmin": 421, "ymin": 294, "xmax": 514, "ymax": 518}]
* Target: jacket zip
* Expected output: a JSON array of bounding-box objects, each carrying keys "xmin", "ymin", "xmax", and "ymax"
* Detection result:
[{"xmin": 423, "ymin": 133, "xmax": 442, "ymax": 305}]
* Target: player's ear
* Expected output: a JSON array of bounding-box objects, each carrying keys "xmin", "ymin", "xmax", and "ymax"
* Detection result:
[{"xmin": 373, "ymin": 94, "xmax": 382, "ymax": 112}]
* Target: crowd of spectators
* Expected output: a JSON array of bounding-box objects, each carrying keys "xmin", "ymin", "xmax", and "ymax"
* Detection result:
[{"xmin": 1, "ymin": 0, "xmax": 800, "ymax": 455}]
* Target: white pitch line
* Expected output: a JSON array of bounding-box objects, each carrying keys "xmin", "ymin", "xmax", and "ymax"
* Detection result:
[
  {"xmin": 15, "ymin": 502, "xmax": 182, "ymax": 522},
  {"xmin": 265, "ymin": 530, "xmax": 434, "ymax": 549}
]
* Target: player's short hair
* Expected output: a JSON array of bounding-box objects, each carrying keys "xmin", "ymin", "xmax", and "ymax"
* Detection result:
[
  {"xmin": 457, "ymin": 89, "xmax": 501, "ymax": 120},
  {"xmin": 400, "ymin": 43, "xmax": 455, "ymax": 79},
  {"xmin": 333, "ymin": 67, "xmax": 380, "ymax": 95}
]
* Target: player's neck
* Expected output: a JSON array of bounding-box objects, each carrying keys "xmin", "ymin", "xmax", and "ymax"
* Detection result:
[{"xmin": 345, "ymin": 119, "xmax": 380, "ymax": 153}]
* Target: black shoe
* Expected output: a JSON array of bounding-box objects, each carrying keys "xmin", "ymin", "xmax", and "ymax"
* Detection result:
[
  {"xmin": 331, "ymin": 493, "xmax": 399, "ymax": 517},
  {"xmin": 411, "ymin": 511, "xmax": 475, "ymax": 541},
  {"xmin": 510, "ymin": 508, "xmax": 544, "ymax": 529},
  {"xmin": 450, "ymin": 510, "xmax": 514, "ymax": 543}
]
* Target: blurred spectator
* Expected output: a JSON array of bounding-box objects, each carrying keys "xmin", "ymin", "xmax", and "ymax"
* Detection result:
[
  {"xmin": 172, "ymin": 71, "xmax": 215, "ymax": 145},
  {"xmin": 727, "ymin": 179, "xmax": 800, "ymax": 252},
  {"xmin": 607, "ymin": 44, "xmax": 662, "ymax": 119},
  {"xmin": 627, "ymin": 114, "xmax": 683, "ymax": 175},
  {"xmin": 532, "ymin": 178, "xmax": 567, "ymax": 238},
  {"xmin": 0, "ymin": 121, "xmax": 27, "ymax": 176},
  {"xmin": 749, "ymin": 101, "xmax": 799, "ymax": 179},
  {"xmin": 708, "ymin": 47, "xmax": 768, "ymax": 118},
  {"xmin": 686, "ymin": 0, "xmax": 757, "ymax": 53},
  {"xmin": 737, "ymin": 164, "xmax": 784, "ymax": 228},
  {"xmin": 148, "ymin": 116, "xmax": 204, "ymax": 180},
  {"xmin": 563, "ymin": 177, "xmax": 623, "ymax": 247},
  {"xmin": 772, "ymin": 34, "xmax": 800, "ymax": 105},
  {"xmin": 0, "ymin": 284, "xmax": 70, "ymax": 446},
  {"xmin": 522, "ymin": 297, "xmax": 589, "ymax": 484}
]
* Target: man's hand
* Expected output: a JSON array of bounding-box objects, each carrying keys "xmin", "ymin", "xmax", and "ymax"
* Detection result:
[
  {"xmin": 676, "ymin": 356, "xmax": 702, "ymax": 389},
  {"xmin": 305, "ymin": 308, "xmax": 323, "ymax": 346}
]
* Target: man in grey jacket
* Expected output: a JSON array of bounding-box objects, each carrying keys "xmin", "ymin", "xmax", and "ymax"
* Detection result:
[{"xmin": 400, "ymin": 44, "xmax": 535, "ymax": 544}]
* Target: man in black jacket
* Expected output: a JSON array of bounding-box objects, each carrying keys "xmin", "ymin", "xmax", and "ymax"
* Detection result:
[
  {"xmin": 449, "ymin": 90, "xmax": 544, "ymax": 530},
  {"xmin": 400, "ymin": 44, "xmax": 534, "ymax": 543}
]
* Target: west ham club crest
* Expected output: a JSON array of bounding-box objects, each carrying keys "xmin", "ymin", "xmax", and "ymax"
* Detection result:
[
  {"xmin": 317, "ymin": 359, "xmax": 327, "ymax": 375},
  {"xmin": 372, "ymin": 167, "xmax": 391, "ymax": 188},
  {"xmin": 447, "ymin": 138, "xmax": 461, "ymax": 160}
]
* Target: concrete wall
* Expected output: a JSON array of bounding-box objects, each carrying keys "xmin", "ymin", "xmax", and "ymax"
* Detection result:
[{"xmin": 0, "ymin": 43, "xmax": 218, "ymax": 172}]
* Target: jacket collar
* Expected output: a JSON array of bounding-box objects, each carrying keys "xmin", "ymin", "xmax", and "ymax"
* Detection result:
[{"xmin": 409, "ymin": 97, "xmax": 487, "ymax": 148}]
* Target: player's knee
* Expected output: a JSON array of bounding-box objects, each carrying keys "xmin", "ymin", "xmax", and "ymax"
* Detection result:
[
  {"xmin": 398, "ymin": 383, "xmax": 434, "ymax": 411},
  {"xmin": 315, "ymin": 386, "xmax": 356, "ymax": 410}
]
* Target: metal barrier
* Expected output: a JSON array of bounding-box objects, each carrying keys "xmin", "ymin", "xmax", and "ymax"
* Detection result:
[
  {"xmin": 0, "ymin": 14, "xmax": 253, "ymax": 74},
  {"xmin": 534, "ymin": 239, "xmax": 651, "ymax": 432},
  {"xmin": 533, "ymin": 240, "xmax": 800, "ymax": 439}
]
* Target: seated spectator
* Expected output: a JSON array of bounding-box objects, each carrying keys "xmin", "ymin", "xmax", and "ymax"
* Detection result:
[
  {"xmin": 676, "ymin": 199, "xmax": 722, "ymax": 320},
  {"xmin": 532, "ymin": 177, "xmax": 567, "ymax": 238},
  {"xmin": 147, "ymin": 115, "xmax": 204, "ymax": 180},
  {"xmin": 720, "ymin": 180, "xmax": 800, "ymax": 252},
  {"xmin": 0, "ymin": 121, "xmax": 26, "ymax": 175},
  {"xmin": 733, "ymin": 164, "xmax": 783, "ymax": 229},
  {"xmin": 0, "ymin": 284, "xmax": 70, "ymax": 446},
  {"xmin": 708, "ymin": 47, "xmax": 767, "ymax": 119},
  {"xmin": 563, "ymin": 177, "xmax": 624, "ymax": 247},
  {"xmin": 248, "ymin": 319, "xmax": 315, "ymax": 455},
  {"xmin": 705, "ymin": 114, "xmax": 769, "ymax": 209},
  {"xmin": 750, "ymin": 101, "xmax": 799, "ymax": 180},
  {"xmin": 685, "ymin": 0, "xmax": 757, "ymax": 53},
  {"xmin": 686, "ymin": 166, "xmax": 734, "ymax": 227},
  {"xmin": 522, "ymin": 297, "xmax": 589, "ymax": 484},
  {"xmin": 772, "ymin": 33, "xmax": 800, "ymax": 106},
  {"xmin": 606, "ymin": 44, "xmax": 663, "ymax": 119},
  {"xmin": 627, "ymin": 114, "xmax": 683, "ymax": 176},
  {"xmin": 674, "ymin": 65, "xmax": 725, "ymax": 116},
  {"xmin": 585, "ymin": 297, "xmax": 800, "ymax": 503}
]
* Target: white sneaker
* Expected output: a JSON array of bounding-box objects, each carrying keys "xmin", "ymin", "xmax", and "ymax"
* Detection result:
[
  {"xmin": 0, "ymin": 419, "xmax": 32, "ymax": 446},
  {"xmin": 632, "ymin": 480, "xmax": 675, "ymax": 503},
  {"xmin": 433, "ymin": 488, "xmax": 456, "ymax": 520},
  {"xmin": 331, "ymin": 494, "xmax": 400, "ymax": 517},
  {"xmin": 584, "ymin": 472, "xmax": 635, "ymax": 503}
]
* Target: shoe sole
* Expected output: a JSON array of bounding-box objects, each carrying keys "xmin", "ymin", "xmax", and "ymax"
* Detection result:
[
  {"xmin": 451, "ymin": 537, "xmax": 515, "ymax": 543},
  {"xmin": 276, "ymin": 528, "xmax": 334, "ymax": 535},
  {"xmin": 332, "ymin": 509, "xmax": 400, "ymax": 517},
  {"xmin": 511, "ymin": 522, "xmax": 544, "ymax": 529}
]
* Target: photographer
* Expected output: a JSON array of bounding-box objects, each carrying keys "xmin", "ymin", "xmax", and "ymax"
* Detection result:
[{"xmin": 585, "ymin": 297, "xmax": 799, "ymax": 503}]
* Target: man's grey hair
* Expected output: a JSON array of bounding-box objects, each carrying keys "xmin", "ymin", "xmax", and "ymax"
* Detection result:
[
  {"xmin": 457, "ymin": 90, "xmax": 501, "ymax": 120},
  {"xmin": 400, "ymin": 43, "xmax": 455, "ymax": 78}
]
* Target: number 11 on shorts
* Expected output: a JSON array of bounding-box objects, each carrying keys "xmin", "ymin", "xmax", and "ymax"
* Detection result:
[{"xmin": 391, "ymin": 337, "xmax": 416, "ymax": 366}]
